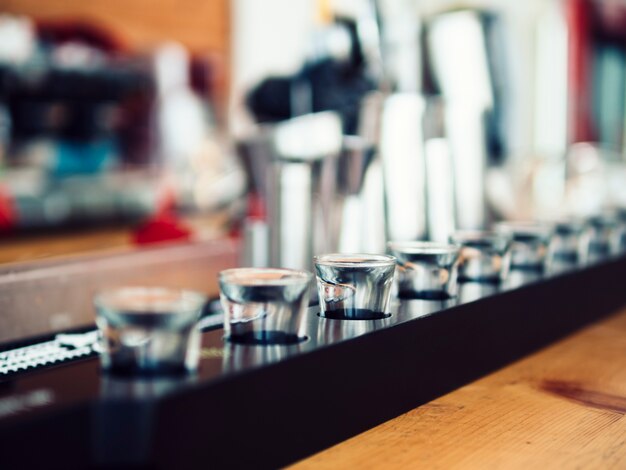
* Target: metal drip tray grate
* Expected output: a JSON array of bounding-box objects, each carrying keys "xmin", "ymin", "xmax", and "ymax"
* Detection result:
[
  {"xmin": 0, "ymin": 310, "xmax": 224, "ymax": 379},
  {"xmin": 0, "ymin": 332, "xmax": 98, "ymax": 377}
]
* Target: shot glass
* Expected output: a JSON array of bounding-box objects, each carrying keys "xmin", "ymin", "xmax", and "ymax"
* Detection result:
[
  {"xmin": 494, "ymin": 221, "xmax": 553, "ymax": 271},
  {"xmin": 387, "ymin": 241, "xmax": 460, "ymax": 300},
  {"xmin": 94, "ymin": 287, "xmax": 207, "ymax": 376},
  {"xmin": 314, "ymin": 253, "xmax": 396, "ymax": 320},
  {"xmin": 548, "ymin": 218, "xmax": 589, "ymax": 273},
  {"xmin": 450, "ymin": 231, "xmax": 511, "ymax": 283},
  {"xmin": 586, "ymin": 213, "xmax": 619, "ymax": 263},
  {"xmin": 219, "ymin": 268, "xmax": 312, "ymax": 345},
  {"xmin": 615, "ymin": 208, "xmax": 626, "ymax": 254}
]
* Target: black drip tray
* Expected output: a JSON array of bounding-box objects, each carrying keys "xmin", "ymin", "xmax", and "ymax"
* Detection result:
[{"xmin": 0, "ymin": 257, "xmax": 625, "ymax": 469}]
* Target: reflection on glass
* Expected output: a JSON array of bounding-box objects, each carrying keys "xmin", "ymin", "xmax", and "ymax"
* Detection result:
[
  {"xmin": 606, "ymin": 212, "xmax": 626, "ymax": 257},
  {"xmin": 222, "ymin": 341, "xmax": 303, "ymax": 373},
  {"xmin": 387, "ymin": 241, "xmax": 460, "ymax": 300},
  {"xmin": 94, "ymin": 287, "xmax": 206, "ymax": 376},
  {"xmin": 495, "ymin": 221, "xmax": 553, "ymax": 271},
  {"xmin": 397, "ymin": 298, "xmax": 453, "ymax": 319},
  {"xmin": 95, "ymin": 374, "xmax": 197, "ymax": 467},
  {"xmin": 315, "ymin": 314, "xmax": 389, "ymax": 345},
  {"xmin": 586, "ymin": 213, "xmax": 619, "ymax": 264},
  {"xmin": 548, "ymin": 218, "xmax": 589, "ymax": 273},
  {"xmin": 219, "ymin": 268, "xmax": 312, "ymax": 345},
  {"xmin": 314, "ymin": 253, "xmax": 395, "ymax": 320},
  {"xmin": 503, "ymin": 270, "xmax": 543, "ymax": 290},
  {"xmin": 458, "ymin": 282, "xmax": 499, "ymax": 304},
  {"xmin": 450, "ymin": 231, "xmax": 511, "ymax": 283}
]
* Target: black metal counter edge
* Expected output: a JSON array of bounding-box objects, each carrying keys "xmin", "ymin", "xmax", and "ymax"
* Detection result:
[{"xmin": 2, "ymin": 256, "xmax": 626, "ymax": 469}]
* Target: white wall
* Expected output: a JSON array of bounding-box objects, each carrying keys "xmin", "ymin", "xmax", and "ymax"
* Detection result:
[
  {"xmin": 230, "ymin": 0, "xmax": 568, "ymax": 158},
  {"xmin": 230, "ymin": 0, "xmax": 317, "ymax": 133}
]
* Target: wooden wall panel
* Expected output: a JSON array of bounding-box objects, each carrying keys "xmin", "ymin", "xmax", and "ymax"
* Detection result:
[{"xmin": 0, "ymin": 0, "xmax": 230, "ymax": 55}]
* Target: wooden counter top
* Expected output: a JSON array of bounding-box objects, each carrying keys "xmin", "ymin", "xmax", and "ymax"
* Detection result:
[
  {"xmin": 0, "ymin": 212, "xmax": 228, "ymax": 265},
  {"xmin": 0, "ymin": 214, "xmax": 237, "ymax": 344},
  {"xmin": 292, "ymin": 306, "xmax": 626, "ymax": 469}
]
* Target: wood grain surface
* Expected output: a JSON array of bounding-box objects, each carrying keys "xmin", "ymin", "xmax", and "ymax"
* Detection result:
[
  {"xmin": 291, "ymin": 306, "xmax": 626, "ymax": 469},
  {"xmin": 0, "ymin": 213, "xmax": 235, "ymax": 343},
  {"xmin": 0, "ymin": 212, "xmax": 229, "ymax": 265}
]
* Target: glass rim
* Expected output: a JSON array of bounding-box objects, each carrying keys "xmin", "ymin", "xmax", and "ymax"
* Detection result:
[
  {"xmin": 587, "ymin": 213, "xmax": 620, "ymax": 228},
  {"xmin": 494, "ymin": 221, "xmax": 554, "ymax": 235},
  {"xmin": 93, "ymin": 286, "xmax": 207, "ymax": 313},
  {"xmin": 450, "ymin": 230, "xmax": 510, "ymax": 243},
  {"xmin": 313, "ymin": 253, "xmax": 396, "ymax": 268},
  {"xmin": 387, "ymin": 241, "xmax": 460, "ymax": 255},
  {"xmin": 219, "ymin": 267, "xmax": 313, "ymax": 286},
  {"xmin": 547, "ymin": 217, "xmax": 586, "ymax": 227}
]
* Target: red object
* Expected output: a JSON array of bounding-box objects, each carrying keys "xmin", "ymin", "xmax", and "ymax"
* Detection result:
[
  {"xmin": 131, "ymin": 179, "xmax": 191, "ymax": 246},
  {"xmin": 246, "ymin": 193, "xmax": 267, "ymax": 221},
  {"xmin": 226, "ymin": 193, "xmax": 266, "ymax": 241},
  {"xmin": 132, "ymin": 212, "xmax": 192, "ymax": 245},
  {"xmin": 567, "ymin": 0, "xmax": 595, "ymax": 143},
  {"xmin": 0, "ymin": 186, "xmax": 16, "ymax": 234}
]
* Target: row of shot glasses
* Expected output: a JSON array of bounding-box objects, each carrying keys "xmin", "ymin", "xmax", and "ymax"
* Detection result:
[{"xmin": 93, "ymin": 212, "xmax": 626, "ymax": 376}]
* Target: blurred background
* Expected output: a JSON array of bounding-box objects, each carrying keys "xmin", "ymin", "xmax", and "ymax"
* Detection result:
[{"xmin": 0, "ymin": 0, "xmax": 625, "ymax": 264}]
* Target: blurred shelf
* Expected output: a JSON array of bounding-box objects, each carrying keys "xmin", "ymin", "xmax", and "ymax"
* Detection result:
[{"xmin": 0, "ymin": 210, "xmax": 231, "ymax": 265}]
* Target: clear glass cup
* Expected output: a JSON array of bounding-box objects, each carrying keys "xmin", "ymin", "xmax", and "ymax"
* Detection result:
[
  {"xmin": 586, "ymin": 213, "xmax": 620, "ymax": 263},
  {"xmin": 94, "ymin": 287, "xmax": 207, "ymax": 376},
  {"xmin": 548, "ymin": 218, "xmax": 589, "ymax": 273},
  {"xmin": 450, "ymin": 231, "xmax": 511, "ymax": 283},
  {"xmin": 494, "ymin": 221, "xmax": 553, "ymax": 271},
  {"xmin": 219, "ymin": 268, "xmax": 312, "ymax": 345},
  {"xmin": 387, "ymin": 241, "xmax": 460, "ymax": 300},
  {"xmin": 615, "ymin": 209, "xmax": 626, "ymax": 254},
  {"xmin": 314, "ymin": 253, "xmax": 396, "ymax": 320}
]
